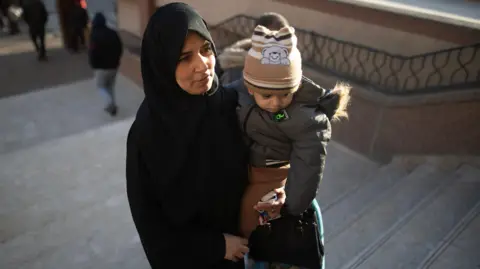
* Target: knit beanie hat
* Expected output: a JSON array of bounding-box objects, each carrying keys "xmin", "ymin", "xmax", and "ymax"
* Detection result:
[{"xmin": 243, "ymin": 25, "xmax": 302, "ymax": 95}]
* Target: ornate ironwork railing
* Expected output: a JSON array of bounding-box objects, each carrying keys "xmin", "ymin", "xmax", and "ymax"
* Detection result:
[{"xmin": 210, "ymin": 15, "xmax": 480, "ymax": 94}]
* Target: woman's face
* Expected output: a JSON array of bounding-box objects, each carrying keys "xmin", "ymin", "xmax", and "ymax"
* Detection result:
[{"xmin": 175, "ymin": 32, "xmax": 216, "ymax": 95}]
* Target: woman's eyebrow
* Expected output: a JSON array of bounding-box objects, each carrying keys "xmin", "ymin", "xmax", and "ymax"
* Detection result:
[
  {"xmin": 180, "ymin": 41, "xmax": 210, "ymax": 57},
  {"xmin": 178, "ymin": 51, "xmax": 192, "ymax": 59},
  {"xmin": 180, "ymin": 50, "xmax": 192, "ymax": 57}
]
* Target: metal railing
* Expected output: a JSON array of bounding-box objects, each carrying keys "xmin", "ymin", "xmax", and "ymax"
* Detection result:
[{"xmin": 210, "ymin": 15, "xmax": 480, "ymax": 94}]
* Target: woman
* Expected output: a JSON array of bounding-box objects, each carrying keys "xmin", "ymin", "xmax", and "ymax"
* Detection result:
[{"xmin": 125, "ymin": 3, "xmax": 283, "ymax": 269}]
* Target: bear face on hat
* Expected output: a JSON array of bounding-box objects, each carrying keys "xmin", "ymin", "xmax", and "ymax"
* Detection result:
[{"xmin": 261, "ymin": 46, "xmax": 290, "ymax": 65}]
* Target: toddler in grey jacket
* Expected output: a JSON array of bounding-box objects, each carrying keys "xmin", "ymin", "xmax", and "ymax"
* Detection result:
[{"xmin": 226, "ymin": 25, "xmax": 350, "ymax": 237}]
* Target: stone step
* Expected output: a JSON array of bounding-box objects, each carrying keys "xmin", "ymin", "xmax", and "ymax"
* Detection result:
[
  {"xmin": 317, "ymin": 141, "xmax": 379, "ymax": 211},
  {"xmin": 323, "ymin": 162, "xmax": 408, "ymax": 241},
  {"xmin": 424, "ymin": 201, "xmax": 480, "ymax": 269},
  {"xmin": 0, "ymin": 119, "xmax": 134, "ymax": 237},
  {"xmin": 417, "ymin": 165, "xmax": 480, "ymax": 269},
  {"xmin": 0, "ymin": 75, "xmax": 143, "ymax": 155},
  {"xmin": 0, "ymin": 192, "xmax": 146, "ymax": 269},
  {"xmin": 354, "ymin": 165, "xmax": 480, "ymax": 269},
  {"xmin": 0, "ymin": 118, "xmax": 149, "ymax": 269},
  {"xmin": 326, "ymin": 164, "xmax": 451, "ymax": 269}
]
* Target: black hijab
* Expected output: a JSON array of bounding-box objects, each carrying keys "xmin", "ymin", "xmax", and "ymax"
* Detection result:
[
  {"xmin": 129, "ymin": 3, "xmax": 248, "ymax": 228},
  {"xmin": 141, "ymin": 2, "xmax": 219, "ymax": 116}
]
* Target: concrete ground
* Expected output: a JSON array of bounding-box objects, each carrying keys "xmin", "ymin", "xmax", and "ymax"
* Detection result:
[
  {"xmin": 0, "ymin": 31, "xmax": 92, "ymax": 99},
  {"xmin": 0, "ymin": 27, "xmax": 144, "ymax": 154},
  {"xmin": 0, "ymin": 28, "xmax": 147, "ymax": 269}
]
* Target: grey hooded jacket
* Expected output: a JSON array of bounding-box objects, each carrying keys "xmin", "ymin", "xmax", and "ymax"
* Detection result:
[{"xmin": 226, "ymin": 77, "xmax": 339, "ymax": 215}]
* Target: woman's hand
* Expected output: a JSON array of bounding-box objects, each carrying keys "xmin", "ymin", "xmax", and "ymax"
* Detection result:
[
  {"xmin": 223, "ymin": 234, "xmax": 249, "ymax": 262},
  {"xmin": 253, "ymin": 187, "xmax": 286, "ymax": 220}
]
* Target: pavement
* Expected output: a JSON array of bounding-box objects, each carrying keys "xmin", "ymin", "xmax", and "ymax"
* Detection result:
[
  {"xmin": 0, "ymin": 19, "xmax": 147, "ymax": 269},
  {"xmin": 0, "ymin": 27, "xmax": 144, "ymax": 152},
  {"xmin": 0, "ymin": 0, "xmax": 118, "ymax": 99},
  {"xmin": 0, "ymin": 31, "xmax": 92, "ymax": 99}
]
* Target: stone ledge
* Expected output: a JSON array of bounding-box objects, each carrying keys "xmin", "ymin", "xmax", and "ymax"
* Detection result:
[
  {"xmin": 330, "ymin": 0, "xmax": 480, "ymax": 30},
  {"xmin": 303, "ymin": 66, "xmax": 480, "ymax": 107},
  {"xmin": 304, "ymin": 66, "xmax": 480, "ymax": 162},
  {"xmin": 116, "ymin": 32, "xmax": 480, "ymax": 163},
  {"xmin": 391, "ymin": 155, "xmax": 480, "ymax": 172},
  {"xmin": 273, "ymin": 0, "xmax": 479, "ymax": 45}
]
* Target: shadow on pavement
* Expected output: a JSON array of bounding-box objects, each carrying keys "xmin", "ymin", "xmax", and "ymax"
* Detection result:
[
  {"xmin": 0, "ymin": 40, "xmax": 92, "ymax": 99},
  {"xmin": 0, "ymin": 32, "xmax": 144, "ymax": 155}
]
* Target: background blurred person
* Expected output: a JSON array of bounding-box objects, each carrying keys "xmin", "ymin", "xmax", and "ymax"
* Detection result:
[
  {"xmin": 68, "ymin": 0, "xmax": 88, "ymax": 52},
  {"xmin": 22, "ymin": 0, "xmax": 48, "ymax": 61},
  {"xmin": 88, "ymin": 12, "xmax": 123, "ymax": 116},
  {"xmin": 1, "ymin": 0, "xmax": 21, "ymax": 35}
]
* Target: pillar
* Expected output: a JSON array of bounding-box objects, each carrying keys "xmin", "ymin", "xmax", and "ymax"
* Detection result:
[{"xmin": 138, "ymin": 0, "xmax": 155, "ymax": 34}]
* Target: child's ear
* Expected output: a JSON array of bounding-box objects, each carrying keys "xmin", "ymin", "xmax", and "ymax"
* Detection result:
[{"xmin": 247, "ymin": 88, "xmax": 254, "ymax": 95}]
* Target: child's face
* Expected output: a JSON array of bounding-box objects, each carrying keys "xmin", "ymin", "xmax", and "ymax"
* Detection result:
[{"xmin": 248, "ymin": 89, "xmax": 294, "ymax": 113}]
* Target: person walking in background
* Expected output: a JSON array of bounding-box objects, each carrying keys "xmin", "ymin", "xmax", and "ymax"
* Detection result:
[
  {"xmin": 68, "ymin": 0, "xmax": 88, "ymax": 52},
  {"xmin": 0, "ymin": 0, "xmax": 5, "ymax": 31},
  {"xmin": 88, "ymin": 12, "xmax": 123, "ymax": 116},
  {"xmin": 1, "ymin": 0, "xmax": 21, "ymax": 35},
  {"xmin": 22, "ymin": 0, "xmax": 48, "ymax": 61}
]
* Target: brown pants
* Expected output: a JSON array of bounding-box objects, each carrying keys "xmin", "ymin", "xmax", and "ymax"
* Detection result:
[{"xmin": 240, "ymin": 165, "xmax": 289, "ymax": 238}]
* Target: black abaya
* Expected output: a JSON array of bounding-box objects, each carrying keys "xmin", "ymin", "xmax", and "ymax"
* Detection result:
[{"xmin": 126, "ymin": 3, "xmax": 248, "ymax": 269}]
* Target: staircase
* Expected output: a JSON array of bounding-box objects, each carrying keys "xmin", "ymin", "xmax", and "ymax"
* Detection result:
[
  {"xmin": 0, "ymin": 72, "xmax": 148, "ymax": 269},
  {"xmin": 318, "ymin": 152, "xmax": 480, "ymax": 269},
  {"xmin": 1, "ymin": 69, "xmax": 479, "ymax": 269}
]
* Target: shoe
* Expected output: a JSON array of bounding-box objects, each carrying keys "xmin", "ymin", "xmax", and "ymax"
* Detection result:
[
  {"xmin": 104, "ymin": 104, "xmax": 118, "ymax": 116},
  {"xmin": 9, "ymin": 28, "xmax": 20, "ymax": 35},
  {"xmin": 38, "ymin": 54, "xmax": 48, "ymax": 61}
]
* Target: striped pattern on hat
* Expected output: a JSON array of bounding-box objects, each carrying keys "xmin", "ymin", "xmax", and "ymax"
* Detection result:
[{"xmin": 243, "ymin": 25, "xmax": 302, "ymax": 94}]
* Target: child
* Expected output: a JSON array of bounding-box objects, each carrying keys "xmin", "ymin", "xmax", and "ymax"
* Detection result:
[
  {"xmin": 226, "ymin": 24, "xmax": 350, "ymax": 240},
  {"xmin": 227, "ymin": 24, "xmax": 350, "ymax": 269}
]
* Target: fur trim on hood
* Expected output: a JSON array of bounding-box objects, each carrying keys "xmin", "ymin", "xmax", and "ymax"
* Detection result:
[
  {"xmin": 296, "ymin": 77, "xmax": 351, "ymax": 122},
  {"xmin": 329, "ymin": 82, "xmax": 351, "ymax": 122},
  {"xmin": 217, "ymin": 38, "xmax": 252, "ymax": 69}
]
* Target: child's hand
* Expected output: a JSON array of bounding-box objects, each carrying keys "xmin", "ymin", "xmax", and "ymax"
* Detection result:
[{"xmin": 254, "ymin": 187, "xmax": 286, "ymax": 220}]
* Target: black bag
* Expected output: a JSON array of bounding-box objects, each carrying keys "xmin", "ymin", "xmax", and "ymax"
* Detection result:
[{"xmin": 248, "ymin": 207, "xmax": 324, "ymax": 268}]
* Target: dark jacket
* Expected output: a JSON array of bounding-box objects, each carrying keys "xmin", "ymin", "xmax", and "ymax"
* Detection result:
[
  {"xmin": 126, "ymin": 3, "xmax": 248, "ymax": 269},
  {"xmin": 88, "ymin": 13, "xmax": 123, "ymax": 69},
  {"xmin": 227, "ymin": 77, "xmax": 350, "ymax": 216},
  {"xmin": 22, "ymin": 0, "xmax": 48, "ymax": 33},
  {"xmin": 69, "ymin": 4, "xmax": 88, "ymax": 30}
]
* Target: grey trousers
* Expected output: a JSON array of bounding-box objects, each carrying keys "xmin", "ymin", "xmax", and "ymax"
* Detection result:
[{"xmin": 94, "ymin": 69, "xmax": 118, "ymax": 106}]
